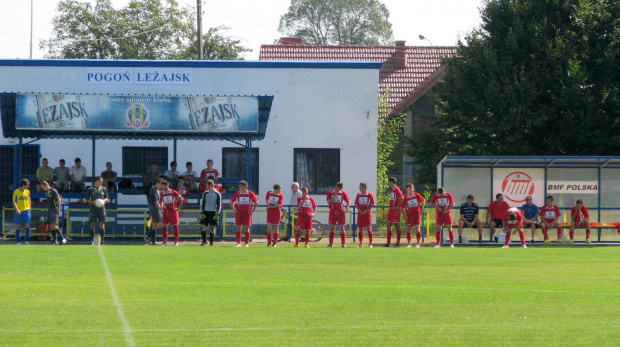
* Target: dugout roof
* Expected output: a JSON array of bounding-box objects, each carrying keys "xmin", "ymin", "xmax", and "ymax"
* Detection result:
[{"xmin": 439, "ymin": 156, "xmax": 620, "ymax": 169}]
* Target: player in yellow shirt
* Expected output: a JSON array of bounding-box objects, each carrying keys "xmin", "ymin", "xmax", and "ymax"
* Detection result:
[{"xmin": 12, "ymin": 179, "xmax": 32, "ymax": 245}]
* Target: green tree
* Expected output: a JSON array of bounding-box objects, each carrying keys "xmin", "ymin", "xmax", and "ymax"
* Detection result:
[
  {"xmin": 406, "ymin": 0, "xmax": 620, "ymax": 187},
  {"xmin": 41, "ymin": 0, "xmax": 249, "ymax": 60},
  {"xmin": 377, "ymin": 91, "xmax": 404, "ymax": 205},
  {"xmin": 278, "ymin": 0, "xmax": 393, "ymax": 45}
]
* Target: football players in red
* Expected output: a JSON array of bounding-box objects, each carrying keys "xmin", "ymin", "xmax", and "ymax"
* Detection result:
[
  {"xmin": 265, "ymin": 184, "xmax": 284, "ymax": 247},
  {"xmin": 430, "ymin": 187, "xmax": 455, "ymax": 248},
  {"xmin": 159, "ymin": 181, "xmax": 184, "ymax": 246},
  {"xmin": 569, "ymin": 199, "xmax": 591, "ymax": 243},
  {"xmin": 295, "ymin": 187, "xmax": 317, "ymax": 248},
  {"xmin": 385, "ymin": 177, "xmax": 404, "ymax": 247},
  {"xmin": 487, "ymin": 193, "xmax": 510, "ymax": 242},
  {"xmin": 502, "ymin": 207, "xmax": 527, "ymax": 248},
  {"xmin": 231, "ymin": 180, "xmax": 259, "ymax": 247},
  {"xmin": 540, "ymin": 195, "xmax": 563, "ymax": 243},
  {"xmin": 354, "ymin": 182, "xmax": 375, "ymax": 248},
  {"xmin": 327, "ymin": 182, "xmax": 350, "ymax": 248},
  {"xmin": 402, "ymin": 183, "xmax": 425, "ymax": 248}
]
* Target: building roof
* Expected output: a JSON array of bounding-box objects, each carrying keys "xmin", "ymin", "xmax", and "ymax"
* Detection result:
[{"xmin": 260, "ymin": 40, "xmax": 456, "ymax": 116}]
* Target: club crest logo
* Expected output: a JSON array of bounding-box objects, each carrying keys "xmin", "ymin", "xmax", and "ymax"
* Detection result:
[
  {"xmin": 126, "ymin": 103, "xmax": 149, "ymax": 127},
  {"xmin": 501, "ymin": 172, "xmax": 535, "ymax": 203}
]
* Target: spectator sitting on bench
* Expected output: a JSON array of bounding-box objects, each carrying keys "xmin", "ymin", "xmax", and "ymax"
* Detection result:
[
  {"xmin": 69, "ymin": 157, "xmax": 87, "ymax": 193},
  {"xmin": 54, "ymin": 159, "xmax": 70, "ymax": 193},
  {"xmin": 520, "ymin": 195, "xmax": 540, "ymax": 243},
  {"xmin": 36, "ymin": 158, "xmax": 55, "ymax": 192},
  {"xmin": 181, "ymin": 161, "xmax": 198, "ymax": 192},
  {"xmin": 101, "ymin": 161, "xmax": 117, "ymax": 193},
  {"xmin": 164, "ymin": 161, "xmax": 180, "ymax": 188},
  {"xmin": 458, "ymin": 194, "xmax": 483, "ymax": 243}
]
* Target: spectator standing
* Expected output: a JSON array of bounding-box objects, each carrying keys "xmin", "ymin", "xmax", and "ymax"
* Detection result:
[
  {"xmin": 101, "ymin": 162, "xmax": 117, "ymax": 193},
  {"xmin": 54, "ymin": 159, "xmax": 70, "ymax": 192},
  {"xmin": 199, "ymin": 159, "xmax": 220, "ymax": 193},
  {"xmin": 69, "ymin": 158, "xmax": 87, "ymax": 193},
  {"xmin": 143, "ymin": 162, "xmax": 160, "ymax": 193},
  {"xmin": 520, "ymin": 195, "xmax": 540, "ymax": 243},
  {"xmin": 181, "ymin": 161, "xmax": 198, "ymax": 192},
  {"xmin": 487, "ymin": 193, "xmax": 510, "ymax": 242},
  {"xmin": 164, "ymin": 161, "xmax": 180, "ymax": 187},
  {"xmin": 36, "ymin": 158, "xmax": 55, "ymax": 192},
  {"xmin": 458, "ymin": 195, "xmax": 484, "ymax": 243}
]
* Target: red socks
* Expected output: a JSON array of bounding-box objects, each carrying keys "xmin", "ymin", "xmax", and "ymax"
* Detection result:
[
  {"xmin": 236, "ymin": 231, "xmax": 242, "ymax": 244},
  {"xmin": 406, "ymin": 232, "xmax": 412, "ymax": 244},
  {"xmin": 435, "ymin": 231, "xmax": 441, "ymax": 245},
  {"xmin": 329, "ymin": 231, "xmax": 335, "ymax": 246},
  {"xmin": 295, "ymin": 232, "xmax": 300, "ymax": 245},
  {"xmin": 542, "ymin": 228, "xmax": 549, "ymax": 239},
  {"xmin": 163, "ymin": 228, "xmax": 169, "ymax": 243},
  {"xmin": 386, "ymin": 230, "xmax": 392, "ymax": 245},
  {"xmin": 449, "ymin": 230, "xmax": 454, "ymax": 245},
  {"xmin": 505, "ymin": 232, "xmax": 511, "ymax": 246},
  {"xmin": 569, "ymin": 231, "xmax": 574, "ymax": 240},
  {"xmin": 416, "ymin": 231, "xmax": 421, "ymax": 243},
  {"xmin": 557, "ymin": 228, "xmax": 562, "ymax": 238},
  {"xmin": 519, "ymin": 231, "xmax": 526, "ymax": 245},
  {"xmin": 273, "ymin": 233, "xmax": 278, "ymax": 246},
  {"xmin": 173, "ymin": 225, "xmax": 180, "ymax": 243},
  {"xmin": 368, "ymin": 231, "xmax": 374, "ymax": 246},
  {"xmin": 340, "ymin": 232, "xmax": 346, "ymax": 245},
  {"xmin": 267, "ymin": 233, "xmax": 272, "ymax": 245},
  {"xmin": 245, "ymin": 231, "xmax": 251, "ymax": 245},
  {"xmin": 358, "ymin": 230, "xmax": 364, "ymax": 244},
  {"xmin": 396, "ymin": 231, "xmax": 402, "ymax": 245},
  {"xmin": 305, "ymin": 232, "xmax": 310, "ymax": 246},
  {"xmin": 586, "ymin": 231, "xmax": 591, "ymax": 240}
]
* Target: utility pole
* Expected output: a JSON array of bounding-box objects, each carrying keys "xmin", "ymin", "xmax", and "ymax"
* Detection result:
[
  {"xmin": 197, "ymin": 0, "xmax": 203, "ymax": 60},
  {"xmin": 30, "ymin": 0, "xmax": 34, "ymax": 59}
]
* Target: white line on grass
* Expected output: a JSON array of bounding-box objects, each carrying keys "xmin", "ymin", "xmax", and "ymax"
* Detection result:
[
  {"xmin": 1, "ymin": 322, "xmax": 618, "ymax": 334},
  {"xmin": 98, "ymin": 247, "xmax": 136, "ymax": 347}
]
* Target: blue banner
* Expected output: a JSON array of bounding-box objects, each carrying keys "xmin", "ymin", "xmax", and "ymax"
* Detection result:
[{"xmin": 15, "ymin": 94, "xmax": 259, "ymax": 133}]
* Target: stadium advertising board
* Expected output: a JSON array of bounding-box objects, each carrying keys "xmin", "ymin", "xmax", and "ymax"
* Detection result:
[
  {"xmin": 15, "ymin": 94, "xmax": 259, "ymax": 133},
  {"xmin": 493, "ymin": 168, "xmax": 545, "ymax": 206}
]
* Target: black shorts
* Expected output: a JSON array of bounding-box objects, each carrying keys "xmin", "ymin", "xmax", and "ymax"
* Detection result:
[
  {"xmin": 200, "ymin": 211, "xmax": 219, "ymax": 227},
  {"xmin": 491, "ymin": 219, "xmax": 503, "ymax": 228},
  {"xmin": 46, "ymin": 213, "xmax": 59, "ymax": 225}
]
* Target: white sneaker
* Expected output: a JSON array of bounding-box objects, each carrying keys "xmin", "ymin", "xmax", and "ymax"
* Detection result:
[
  {"xmin": 369, "ymin": 245, "xmax": 373, "ymax": 248},
  {"xmin": 502, "ymin": 245, "xmax": 509, "ymax": 248},
  {"xmin": 450, "ymin": 244, "xmax": 454, "ymax": 248},
  {"xmin": 24, "ymin": 242, "xmax": 30, "ymax": 245},
  {"xmin": 273, "ymin": 245, "xmax": 277, "ymax": 248},
  {"xmin": 245, "ymin": 244, "xmax": 249, "ymax": 248},
  {"xmin": 174, "ymin": 242, "xmax": 179, "ymax": 247},
  {"xmin": 358, "ymin": 244, "xmax": 363, "ymax": 248},
  {"xmin": 416, "ymin": 244, "xmax": 421, "ymax": 248},
  {"xmin": 236, "ymin": 244, "xmax": 241, "ymax": 248},
  {"xmin": 522, "ymin": 245, "xmax": 527, "ymax": 248},
  {"xmin": 62, "ymin": 238, "xmax": 67, "ymax": 244},
  {"xmin": 342, "ymin": 244, "xmax": 346, "ymax": 248},
  {"xmin": 434, "ymin": 245, "xmax": 441, "ymax": 248},
  {"xmin": 407, "ymin": 244, "xmax": 412, "ymax": 248},
  {"xmin": 16, "ymin": 242, "xmax": 21, "ymax": 245}
]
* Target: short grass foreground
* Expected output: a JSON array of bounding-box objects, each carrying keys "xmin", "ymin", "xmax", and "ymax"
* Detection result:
[{"xmin": 1, "ymin": 244, "xmax": 618, "ymax": 346}]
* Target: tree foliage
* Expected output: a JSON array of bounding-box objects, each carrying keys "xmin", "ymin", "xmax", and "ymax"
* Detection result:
[
  {"xmin": 406, "ymin": 0, "xmax": 620, "ymax": 187},
  {"xmin": 278, "ymin": 0, "xmax": 393, "ymax": 45},
  {"xmin": 377, "ymin": 91, "xmax": 404, "ymax": 205},
  {"xmin": 41, "ymin": 0, "xmax": 249, "ymax": 60}
]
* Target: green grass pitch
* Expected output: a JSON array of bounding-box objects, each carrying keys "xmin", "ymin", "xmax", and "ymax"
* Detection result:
[{"xmin": 0, "ymin": 243, "xmax": 618, "ymax": 346}]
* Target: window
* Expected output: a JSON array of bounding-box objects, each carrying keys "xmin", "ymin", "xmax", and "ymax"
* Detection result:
[
  {"xmin": 222, "ymin": 147, "xmax": 259, "ymax": 193},
  {"xmin": 0, "ymin": 145, "xmax": 39, "ymax": 203},
  {"xmin": 122, "ymin": 147, "xmax": 168, "ymax": 182},
  {"xmin": 294, "ymin": 149, "xmax": 340, "ymax": 195}
]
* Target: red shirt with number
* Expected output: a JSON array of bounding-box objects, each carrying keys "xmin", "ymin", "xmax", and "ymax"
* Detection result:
[
  {"xmin": 231, "ymin": 190, "xmax": 258, "ymax": 212},
  {"xmin": 355, "ymin": 192, "xmax": 375, "ymax": 228},
  {"xmin": 160, "ymin": 190, "xmax": 182, "ymax": 211},
  {"xmin": 297, "ymin": 196, "xmax": 317, "ymax": 217},
  {"xmin": 265, "ymin": 190, "xmax": 284, "ymax": 224},
  {"xmin": 199, "ymin": 168, "xmax": 220, "ymax": 192},
  {"xmin": 403, "ymin": 193, "xmax": 425, "ymax": 215},
  {"xmin": 540, "ymin": 204, "xmax": 561, "ymax": 223},
  {"xmin": 571, "ymin": 205, "xmax": 589, "ymax": 224}
]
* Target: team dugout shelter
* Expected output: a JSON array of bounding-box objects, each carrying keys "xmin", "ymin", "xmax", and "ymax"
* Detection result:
[
  {"xmin": 436, "ymin": 156, "xmax": 620, "ymax": 242},
  {"xmin": 0, "ymin": 59, "xmax": 381, "ymax": 205}
]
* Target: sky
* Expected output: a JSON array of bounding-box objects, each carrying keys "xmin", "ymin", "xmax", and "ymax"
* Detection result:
[{"xmin": 0, "ymin": 0, "xmax": 484, "ymax": 60}]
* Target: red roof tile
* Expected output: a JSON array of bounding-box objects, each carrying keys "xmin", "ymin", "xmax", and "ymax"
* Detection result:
[{"xmin": 259, "ymin": 43, "xmax": 456, "ymax": 116}]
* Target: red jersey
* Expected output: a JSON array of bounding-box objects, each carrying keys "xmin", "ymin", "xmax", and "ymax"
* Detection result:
[
  {"xmin": 265, "ymin": 190, "xmax": 284, "ymax": 208},
  {"xmin": 200, "ymin": 168, "xmax": 220, "ymax": 182},
  {"xmin": 487, "ymin": 201, "xmax": 510, "ymax": 219},
  {"xmin": 503, "ymin": 207, "xmax": 523, "ymax": 230},
  {"xmin": 540, "ymin": 204, "xmax": 561, "ymax": 222},
  {"xmin": 571, "ymin": 205, "xmax": 589, "ymax": 222},
  {"xmin": 403, "ymin": 193, "xmax": 425, "ymax": 214},
  {"xmin": 178, "ymin": 186, "xmax": 190, "ymax": 200},
  {"xmin": 430, "ymin": 192, "xmax": 454, "ymax": 213},
  {"xmin": 355, "ymin": 192, "xmax": 375, "ymax": 212},
  {"xmin": 327, "ymin": 189, "xmax": 350, "ymax": 211},
  {"xmin": 231, "ymin": 190, "xmax": 258, "ymax": 212},
  {"xmin": 297, "ymin": 196, "xmax": 317, "ymax": 217},
  {"xmin": 389, "ymin": 186, "xmax": 404, "ymax": 208},
  {"xmin": 160, "ymin": 190, "xmax": 182, "ymax": 211}
]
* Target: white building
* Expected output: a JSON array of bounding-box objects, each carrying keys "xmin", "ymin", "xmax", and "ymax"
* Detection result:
[{"xmin": 0, "ymin": 59, "xmax": 381, "ymax": 204}]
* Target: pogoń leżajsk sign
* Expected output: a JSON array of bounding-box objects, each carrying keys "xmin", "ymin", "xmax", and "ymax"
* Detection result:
[{"xmin": 15, "ymin": 94, "xmax": 258, "ymax": 133}]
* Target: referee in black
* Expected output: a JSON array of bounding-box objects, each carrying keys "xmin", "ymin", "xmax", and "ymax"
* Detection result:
[{"xmin": 200, "ymin": 180, "xmax": 221, "ymax": 246}]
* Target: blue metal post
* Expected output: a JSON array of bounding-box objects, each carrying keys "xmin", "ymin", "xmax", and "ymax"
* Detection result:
[{"xmin": 246, "ymin": 137, "xmax": 253, "ymax": 190}]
